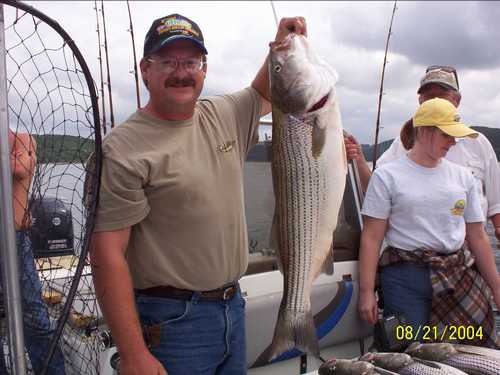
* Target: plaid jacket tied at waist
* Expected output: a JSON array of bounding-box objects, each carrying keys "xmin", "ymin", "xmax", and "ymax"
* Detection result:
[{"xmin": 379, "ymin": 246, "xmax": 500, "ymax": 348}]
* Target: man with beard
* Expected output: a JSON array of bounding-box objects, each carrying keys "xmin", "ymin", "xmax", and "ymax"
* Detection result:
[{"xmin": 90, "ymin": 13, "xmax": 307, "ymax": 375}]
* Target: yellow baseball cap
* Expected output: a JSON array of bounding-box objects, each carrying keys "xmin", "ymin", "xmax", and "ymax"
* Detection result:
[{"xmin": 413, "ymin": 98, "xmax": 478, "ymax": 138}]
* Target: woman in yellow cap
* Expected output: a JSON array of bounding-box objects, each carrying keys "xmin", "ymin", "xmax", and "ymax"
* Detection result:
[{"xmin": 358, "ymin": 98, "xmax": 500, "ymax": 348}]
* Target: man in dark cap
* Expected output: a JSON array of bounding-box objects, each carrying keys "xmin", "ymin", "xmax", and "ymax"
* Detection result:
[{"xmin": 90, "ymin": 13, "xmax": 307, "ymax": 375}]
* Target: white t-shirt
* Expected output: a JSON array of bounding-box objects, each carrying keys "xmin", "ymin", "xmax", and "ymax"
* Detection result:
[
  {"xmin": 377, "ymin": 133, "xmax": 500, "ymax": 219},
  {"xmin": 362, "ymin": 155, "xmax": 484, "ymax": 253}
]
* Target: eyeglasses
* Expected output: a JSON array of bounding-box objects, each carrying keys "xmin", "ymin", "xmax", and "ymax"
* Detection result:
[
  {"xmin": 146, "ymin": 57, "xmax": 205, "ymax": 74},
  {"xmin": 426, "ymin": 65, "xmax": 459, "ymax": 90}
]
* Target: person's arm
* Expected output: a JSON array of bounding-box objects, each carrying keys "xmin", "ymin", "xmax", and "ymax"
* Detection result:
[
  {"xmin": 468, "ymin": 133, "xmax": 500, "ymax": 241},
  {"xmin": 465, "ymin": 222, "xmax": 500, "ymax": 309},
  {"xmin": 344, "ymin": 134, "xmax": 371, "ymax": 192},
  {"xmin": 491, "ymin": 213, "xmax": 500, "ymax": 246},
  {"xmin": 358, "ymin": 216, "xmax": 387, "ymax": 325},
  {"xmin": 91, "ymin": 228, "xmax": 167, "ymax": 375},
  {"xmin": 251, "ymin": 17, "xmax": 307, "ymax": 117},
  {"xmin": 10, "ymin": 132, "xmax": 36, "ymax": 180},
  {"xmin": 479, "ymin": 136, "xmax": 500, "ymax": 242}
]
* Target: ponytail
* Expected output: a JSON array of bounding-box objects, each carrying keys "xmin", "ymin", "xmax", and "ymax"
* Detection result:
[{"xmin": 400, "ymin": 119, "xmax": 416, "ymax": 150}]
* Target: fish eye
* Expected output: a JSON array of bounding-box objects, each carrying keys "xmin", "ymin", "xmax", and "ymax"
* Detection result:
[{"xmin": 273, "ymin": 64, "xmax": 282, "ymax": 73}]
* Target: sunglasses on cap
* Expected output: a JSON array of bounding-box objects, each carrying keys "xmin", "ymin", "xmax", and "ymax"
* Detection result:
[{"xmin": 425, "ymin": 65, "xmax": 460, "ymax": 90}]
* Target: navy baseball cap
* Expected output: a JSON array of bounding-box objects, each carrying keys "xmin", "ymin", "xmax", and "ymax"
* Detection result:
[{"xmin": 143, "ymin": 14, "xmax": 207, "ymax": 57}]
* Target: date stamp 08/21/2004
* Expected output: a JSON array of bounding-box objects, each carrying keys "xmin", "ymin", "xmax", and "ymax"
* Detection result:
[{"xmin": 395, "ymin": 324, "xmax": 484, "ymax": 342}]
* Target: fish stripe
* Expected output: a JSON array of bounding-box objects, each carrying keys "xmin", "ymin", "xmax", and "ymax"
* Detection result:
[
  {"xmin": 274, "ymin": 112, "xmax": 334, "ymax": 314},
  {"xmin": 444, "ymin": 354, "xmax": 500, "ymax": 375}
]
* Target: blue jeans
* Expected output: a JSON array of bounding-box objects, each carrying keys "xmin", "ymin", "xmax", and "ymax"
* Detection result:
[
  {"xmin": 380, "ymin": 263, "xmax": 433, "ymax": 340},
  {"xmin": 0, "ymin": 231, "xmax": 66, "ymax": 374},
  {"xmin": 135, "ymin": 287, "xmax": 246, "ymax": 375}
]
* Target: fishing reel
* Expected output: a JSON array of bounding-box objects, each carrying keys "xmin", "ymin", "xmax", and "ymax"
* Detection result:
[{"xmin": 373, "ymin": 314, "xmax": 412, "ymax": 352}]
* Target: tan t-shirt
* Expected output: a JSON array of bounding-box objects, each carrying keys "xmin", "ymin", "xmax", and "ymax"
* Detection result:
[{"xmin": 94, "ymin": 88, "xmax": 261, "ymax": 290}]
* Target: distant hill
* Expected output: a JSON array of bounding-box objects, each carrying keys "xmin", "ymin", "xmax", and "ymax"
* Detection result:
[
  {"xmin": 361, "ymin": 126, "xmax": 500, "ymax": 161},
  {"xmin": 247, "ymin": 126, "xmax": 500, "ymax": 163},
  {"xmin": 33, "ymin": 134, "xmax": 94, "ymax": 164},
  {"xmin": 35, "ymin": 126, "xmax": 498, "ymax": 165},
  {"xmin": 361, "ymin": 140, "xmax": 393, "ymax": 162},
  {"xmin": 472, "ymin": 126, "xmax": 500, "ymax": 158},
  {"xmin": 30, "ymin": 125, "xmax": 500, "ymax": 164}
]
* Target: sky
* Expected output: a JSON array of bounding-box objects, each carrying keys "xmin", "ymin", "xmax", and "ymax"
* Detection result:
[{"xmin": 5, "ymin": 1, "xmax": 500, "ymax": 144}]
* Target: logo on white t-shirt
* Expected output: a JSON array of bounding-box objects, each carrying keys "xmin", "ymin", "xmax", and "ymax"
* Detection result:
[{"xmin": 450, "ymin": 199, "xmax": 465, "ymax": 216}]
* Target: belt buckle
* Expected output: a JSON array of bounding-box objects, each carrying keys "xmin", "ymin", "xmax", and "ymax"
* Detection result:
[{"xmin": 222, "ymin": 286, "xmax": 235, "ymax": 300}]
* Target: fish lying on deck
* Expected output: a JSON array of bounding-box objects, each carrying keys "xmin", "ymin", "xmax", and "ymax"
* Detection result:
[
  {"xmin": 319, "ymin": 358, "xmax": 398, "ymax": 375},
  {"xmin": 359, "ymin": 352, "xmax": 467, "ymax": 375},
  {"xmin": 433, "ymin": 362, "xmax": 476, "ymax": 375},
  {"xmin": 451, "ymin": 344, "xmax": 500, "ymax": 361},
  {"xmin": 406, "ymin": 342, "xmax": 500, "ymax": 375},
  {"xmin": 267, "ymin": 32, "xmax": 347, "ymax": 361}
]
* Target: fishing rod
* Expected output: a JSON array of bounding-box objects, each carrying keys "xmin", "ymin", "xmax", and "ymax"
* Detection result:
[
  {"xmin": 372, "ymin": 1, "xmax": 397, "ymax": 170},
  {"xmin": 270, "ymin": 0, "xmax": 279, "ymax": 27},
  {"xmin": 94, "ymin": 0, "xmax": 107, "ymax": 135},
  {"xmin": 126, "ymin": 0, "xmax": 141, "ymax": 109},
  {"xmin": 101, "ymin": 0, "xmax": 115, "ymax": 129}
]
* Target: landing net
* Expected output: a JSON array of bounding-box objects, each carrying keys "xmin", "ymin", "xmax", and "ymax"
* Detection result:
[{"xmin": 1, "ymin": 1, "xmax": 101, "ymax": 374}]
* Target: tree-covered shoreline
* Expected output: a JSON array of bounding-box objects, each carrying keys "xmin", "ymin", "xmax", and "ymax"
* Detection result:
[
  {"xmin": 34, "ymin": 126, "xmax": 500, "ymax": 164},
  {"xmin": 34, "ymin": 134, "xmax": 95, "ymax": 164}
]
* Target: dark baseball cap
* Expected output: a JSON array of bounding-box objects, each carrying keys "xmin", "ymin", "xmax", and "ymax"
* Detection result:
[{"xmin": 143, "ymin": 14, "xmax": 207, "ymax": 57}]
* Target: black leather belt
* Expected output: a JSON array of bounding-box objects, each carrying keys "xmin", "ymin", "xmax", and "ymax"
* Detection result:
[{"xmin": 136, "ymin": 282, "xmax": 238, "ymax": 301}]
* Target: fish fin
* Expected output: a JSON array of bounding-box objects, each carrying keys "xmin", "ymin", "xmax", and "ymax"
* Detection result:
[
  {"xmin": 268, "ymin": 308, "xmax": 320, "ymax": 361},
  {"xmin": 330, "ymin": 100, "xmax": 348, "ymax": 171},
  {"xmin": 270, "ymin": 213, "xmax": 284, "ymax": 272},
  {"xmin": 311, "ymin": 118, "xmax": 327, "ymax": 159},
  {"xmin": 321, "ymin": 243, "xmax": 334, "ymax": 275},
  {"xmin": 404, "ymin": 341, "xmax": 422, "ymax": 354}
]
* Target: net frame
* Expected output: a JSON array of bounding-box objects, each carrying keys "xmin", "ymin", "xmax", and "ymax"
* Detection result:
[{"xmin": 0, "ymin": 0, "xmax": 102, "ymax": 374}]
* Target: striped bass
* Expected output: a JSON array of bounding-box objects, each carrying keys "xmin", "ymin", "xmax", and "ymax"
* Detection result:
[
  {"xmin": 406, "ymin": 342, "xmax": 500, "ymax": 375},
  {"xmin": 451, "ymin": 344, "xmax": 500, "ymax": 361},
  {"xmin": 267, "ymin": 33, "xmax": 347, "ymax": 360},
  {"xmin": 359, "ymin": 352, "xmax": 468, "ymax": 375}
]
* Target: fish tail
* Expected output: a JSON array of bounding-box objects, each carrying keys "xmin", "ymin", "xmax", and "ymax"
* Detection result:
[{"xmin": 269, "ymin": 307, "xmax": 320, "ymax": 361}]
